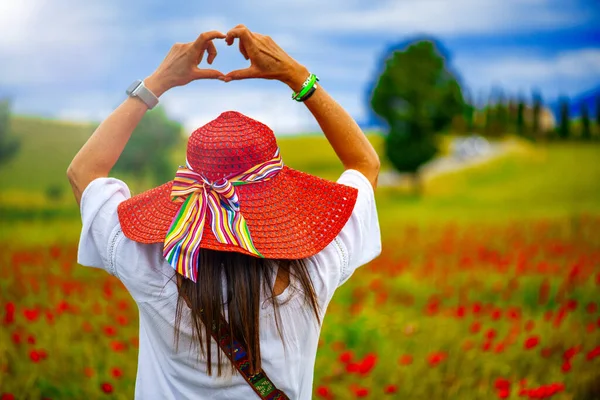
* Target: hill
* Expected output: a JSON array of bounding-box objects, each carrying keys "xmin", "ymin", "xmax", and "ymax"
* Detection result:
[{"xmin": 0, "ymin": 115, "xmax": 384, "ymax": 201}]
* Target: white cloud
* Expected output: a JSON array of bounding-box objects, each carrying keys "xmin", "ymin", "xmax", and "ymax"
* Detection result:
[
  {"xmin": 0, "ymin": 0, "xmax": 121, "ymax": 86},
  {"xmin": 160, "ymin": 81, "xmax": 361, "ymax": 135},
  {"xmin": 455, "ymin": 48, "xmax": 600, "ymax": 98},
  {"xmin": 309, "ymin": 0, "xmax": 586, "ymax": 36},
  {"xmin": 1, "ymin": 0, "xmax": 597, "ymax": 133}
]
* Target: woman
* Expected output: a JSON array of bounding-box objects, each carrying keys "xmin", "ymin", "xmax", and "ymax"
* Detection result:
[{"xmin": 68, "ymin": 25, "xmax": 381, "ymax": 400}]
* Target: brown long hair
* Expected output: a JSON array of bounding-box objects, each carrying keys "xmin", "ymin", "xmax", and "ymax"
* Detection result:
[{"xmin": 174, "ymin": 249, "xmax": 320, "ymax": 376}]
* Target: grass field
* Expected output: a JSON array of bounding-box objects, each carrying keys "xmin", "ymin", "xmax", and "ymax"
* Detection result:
[{"xmin": 1, "ymin": 116, "xmax": 600, "ymax": 399}]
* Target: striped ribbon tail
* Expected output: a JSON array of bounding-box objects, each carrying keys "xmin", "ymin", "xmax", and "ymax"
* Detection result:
[{"xmin": 163, "ymin": 149, "xmax": 284, "ymax": 282}]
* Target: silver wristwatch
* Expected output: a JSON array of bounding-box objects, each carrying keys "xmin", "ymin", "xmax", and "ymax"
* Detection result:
[{"xmin": 126, "ymin": 79, "xmax": 159, "ymax": 109}]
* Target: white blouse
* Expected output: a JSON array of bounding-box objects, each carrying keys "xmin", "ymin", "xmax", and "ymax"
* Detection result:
[{"xmin": 77, "ymin": 169, "xmax": 381, "ymax": 400}]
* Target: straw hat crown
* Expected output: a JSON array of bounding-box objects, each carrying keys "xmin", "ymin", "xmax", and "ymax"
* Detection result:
[{"xmin": 187, "ymin": 111, "xmax": 278, "ymax": 181}]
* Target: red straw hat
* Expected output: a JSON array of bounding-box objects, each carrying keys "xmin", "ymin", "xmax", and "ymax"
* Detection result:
[{"xmin": 117, "ymin": 111, "xmax": 358, "ymax": 260}]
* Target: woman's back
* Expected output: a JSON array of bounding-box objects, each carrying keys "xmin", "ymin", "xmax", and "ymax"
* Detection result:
[{"xmin": 77, "ymin": 169, "xmax": 380, "ymax": 399}]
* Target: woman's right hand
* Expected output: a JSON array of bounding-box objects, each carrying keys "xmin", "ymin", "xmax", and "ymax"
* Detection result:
[{"xmin": 222, "ymin": 25, "xmax": 309, "ymax": 90}]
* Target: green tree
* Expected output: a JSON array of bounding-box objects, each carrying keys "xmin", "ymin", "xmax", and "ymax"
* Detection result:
[
  {"xmin": 558, "ymin": 97, "xmax": 570, "ymax": 139},
  {"xmin": 112, "ymin": 106, "xmax": 182, "ymax": 187},
  {"xmin": 495, "ymin": 90, "xmax": 509, "ymax": 136},
  {"xmin": 0, "ymin": 99, "xmax": 20, "ymax": 166},
  {"xmin": 370, "ymin": 39, "xmax": 464, "ymax": 190},
  {"xmin": 516, "ymin": 98, "xmax": 526, "ymax": 136},
  {"xmin": 596, "ymin": 95, "xmax": 600, "ymax": 134},
  {"xmin": 580, "ymin": 102, "xmax": 591, "ymax": 140},
  {"xmin": 531, "ymin": 90, "xmax": 543, "ymax": 136}
]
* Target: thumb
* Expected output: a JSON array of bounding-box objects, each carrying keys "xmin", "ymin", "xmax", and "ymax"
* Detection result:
[
  {"xmin": 192, "ymin": 68, "xmax": 224, "ymax": 80},
  {"xmin": 224, "ymin": 67, "xmax": 259, "ymax": 82}
]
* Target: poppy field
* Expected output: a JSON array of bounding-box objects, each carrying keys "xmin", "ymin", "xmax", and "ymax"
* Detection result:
[
  {"xmin": 1, "ymin": 215, "xmax": 599, "ymax": 399},
  {"xmin": 1, "ymin": 124, "xmax": 599, "ymax": 399}
]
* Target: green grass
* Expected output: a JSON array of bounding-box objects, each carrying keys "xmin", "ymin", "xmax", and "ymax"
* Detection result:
[
  {"xmin": 376, "ymin": 142, "xmax": 600, "ymax": 228},
  {"xmin": 1, "ymin": 116, "xmax": 599, "ymax": 244}
]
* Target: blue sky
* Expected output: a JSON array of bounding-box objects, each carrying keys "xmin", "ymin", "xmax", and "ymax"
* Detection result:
[{"xmin": 1, "ymin": 0, "xmax": 599, "ymax": 134}]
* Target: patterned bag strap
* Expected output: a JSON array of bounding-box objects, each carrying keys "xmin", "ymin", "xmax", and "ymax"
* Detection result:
[{"xmin": 205, "ymin": 312, "xmax": 290, "ymax": 400}]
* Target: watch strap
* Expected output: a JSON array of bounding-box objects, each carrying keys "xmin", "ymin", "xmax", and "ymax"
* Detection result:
[{"xmin": 126, "ymin": 79, "xmax": 159, "ymax": 109}]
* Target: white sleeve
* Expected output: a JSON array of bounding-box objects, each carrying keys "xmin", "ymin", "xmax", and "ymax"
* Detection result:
[
  {"xmin": 308, "ymin": 169, "xmax": 381, "ymax": 305},
  {"xmin": 334, "ymin": 169, "xmax": 381, "ymax": 285},
  {"xmin": 77, "ymin": 177, "xmax": 131, "ymax": 276}
]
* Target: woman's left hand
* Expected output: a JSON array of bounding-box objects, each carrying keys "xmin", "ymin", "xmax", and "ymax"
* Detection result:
[{"xmin": 145, "ymin": 31, "xmax": 226, "ymax": 97}]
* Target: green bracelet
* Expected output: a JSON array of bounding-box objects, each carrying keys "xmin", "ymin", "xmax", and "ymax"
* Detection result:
[{"xmin": 292, "ymin": 74, "xmax": 319, "ymax": 102}]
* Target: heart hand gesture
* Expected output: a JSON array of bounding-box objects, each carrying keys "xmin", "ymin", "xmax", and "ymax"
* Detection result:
[
  {"xmin": 146, "ymin": 31, "xmax": 226, "ymax": 96},
  {"xmin": 221, "ymin": 25, "xmax": 308, "ymax": 90}
]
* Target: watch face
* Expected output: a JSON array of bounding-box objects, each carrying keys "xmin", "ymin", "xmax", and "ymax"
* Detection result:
[{"xmin": 126, "ymin": 80, "xmax": 142, "ymax": 95}]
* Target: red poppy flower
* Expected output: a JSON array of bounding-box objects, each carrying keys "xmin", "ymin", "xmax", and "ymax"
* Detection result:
[
  {"xmin": 380, "ymin": 384, "xmax": 395, "ymax": 395},
  {"xmin": 103, "ymin": 326, "xmax": 117, "ymax": 336},
  {"xmin": 485, "ymin": 329, "xmax": 496, "ymax": 340},
  {"xmin": 482, "ymin": 341, "xmax": 492, "ymax": 352},
  {"xmin": 494, "ymin": 378, "xmax": 510, "ymax": 390},
  {"xmin": 1, "ymin": 393, "xmax": 15, "ymax": 400},
  {"xmin": 507, "ymin": 307, "xmax": 521, "ymax": 320},
  {"xmin": 358, "ymin": 353, "xmax": 377, "ymax": 375},
  {"xmin": 84, "ymin": 367, "xmax": 94, "ymax": 378},
  {"xmin": 45, "ymin": 311, "xmax": 54, "ymax": 324},
  {"xmin": 352, "ymin": 387, "xmax": 369, "ymax": 398},
  {"xmin": 586, "ymin": 302, "xmax": 597, "ymax": 314},
  {"xmin": 4, "ymin": 303, "xmax": 15, "ymax": 324},
  {"xmin": 399, "ymin": 354, "xmax": 412, "ymax": 365},
  {"xmin": 27, "ymin": 335, "xmax": 36, "ymax": 345},
  {"xmin": 11, "ymin": 332, "xmax": 21, "ymax": 345},
  {"xmin": 111, "ymin": 341, "xmax": 127, "ymax": 352},
  {"xmin": 494, "ymin": 342, "xmax": 505, "ymax": 354},
  {"xmin": 29, "ymin": 350, "xmax": 40, "ymax": 363},
  {"xmin": 23, "ymin": 308, "xmax": 40, "ymax": 322},
  {"xmin": 345, "ymin": 362, "xmax": 360, "ymax": 374},
  {"xmin": 116, "ymin": 315, "xmax": 128, "ymax": 326},
  {"xmin": 470, "ymin": 322, "xmax": 481, "ymax": 334},
  {"xmin": 491, "ymin": 309, "xmax": 502, "ymax": 320},
  {"xmin": 561, "ymin": 362, "xmax": 571, "ymax": 373},
  {"xmin": 563, "ymin": 346, "xmax": 579, "ymax": 360},
  {"xmin": 56, "ymin": 300, "xmax": 69, "ymax": 314},
  {"xmin": 524, "ymin": 320, "xmax": 535, "ymax": 331},
  {"xmin": 315, "ymin": 386, "xmax": 331, "ymax": 398},
  {"xmin": 524, "ymin": 336, "xmax": 539, "ymax": 350},
  {"xmin": 339, "ymin": 350, "xmax": 353, "ymax": 364},
  {"xmin": 586, "ymin": 346, "xmax": 600, "ymax": 361},
  {"xmin": 101, "ymin": 382, "xmax": 113, "ymax": 394},
  {"xmin": 427, "ymin": 352, "xmax": 447, "ymax": 367},
  {"xmin": 111, "ymin": 367, "xmax": 123, "ymax": 379}
]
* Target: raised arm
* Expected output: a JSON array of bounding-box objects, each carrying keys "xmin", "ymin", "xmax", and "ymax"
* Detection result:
[
  {"xmin": 66, "ymin": 31, "xmax": 226, "ymax": 206},
  {"xmin": 222, "ymin": 25, "xmax": 380, "ymax": 188}
]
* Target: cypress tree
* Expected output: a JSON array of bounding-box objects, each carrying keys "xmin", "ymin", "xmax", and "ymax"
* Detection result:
[
  {"xmin": 516, "ymin": 98, "xmax": 526, "ymax": 136},
  {"xmin": 581, "ymin": 102, "xmax": 591, "ymax": 140},
  {"xmin": 558, "ymin": 97, "xmax": 570, "ymax": 139},
  {"xmin": 532, "ymin": 90, "xmax": 542, "ymax": 135}
]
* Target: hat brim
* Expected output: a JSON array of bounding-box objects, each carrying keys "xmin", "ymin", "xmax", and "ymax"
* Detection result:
[{"xmin": 116, "ymin": 166, "xmax": 358, "ymax": 259}]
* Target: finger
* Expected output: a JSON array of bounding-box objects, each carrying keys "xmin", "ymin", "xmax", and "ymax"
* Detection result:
[
  {"xmin": 193, "ymin": 31, "xmax": 226, "ymax": 51},
  {"xmin": 193, "ymin": 68, "xmax": 225, "ymax": 80},
  {"xmin": 225, "ymin": 27, "xmax": 252, "ymax": 46},
  {"xmin": 239, "ymin": 41, "xmax": 249, "ymax": 60},
  {"xmin": 206, "ymin": 41, "xmax": 218, "ymax": 65},
  {"xmin": 224, "ymin": 66, "xmax": 259, "ymax": 81}
]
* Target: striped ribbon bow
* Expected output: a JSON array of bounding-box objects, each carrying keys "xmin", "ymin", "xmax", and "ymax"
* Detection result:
[{"xmin": 163, "ymin": 149, "xmax": 283, "ymax": 282}]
